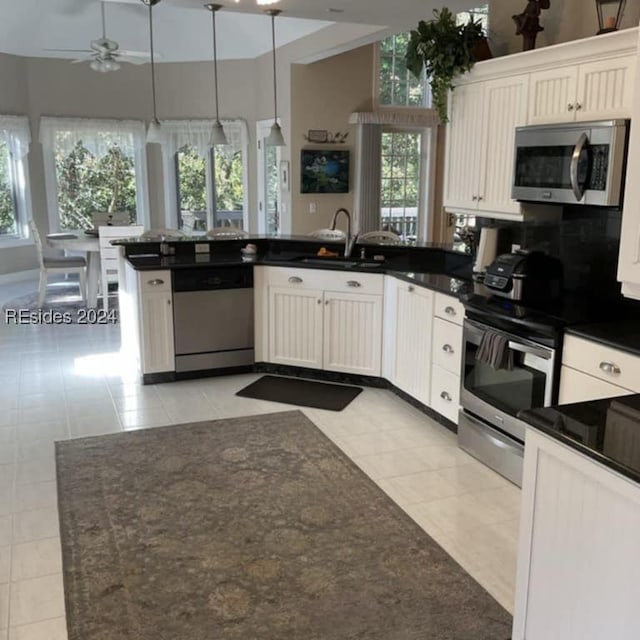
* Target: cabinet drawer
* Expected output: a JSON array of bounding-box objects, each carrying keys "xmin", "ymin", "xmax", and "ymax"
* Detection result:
[
  {"xmin": 267, "ymin": 266, "xmax": 383, "ymax": 295},
  {"xmin": 432, "ymin": 318, "xmax": 463, "ymax": 375},
  {"xmin": 559, "ymin": 365, "xmax": 633, "ymax": 404},
  {"xmin": 430, "ymin": 365, "xmax": 460, "ymax": 423},
  {"xmin": 562, "ymin": 335, "xmax": 640, "ymax": 393},
  {"xmin": 433, "ymin": 293, "xmax": 464, "ymax": 325},
  {"xmin": 138, "ymin": 270, "xmax": 172, "ymax": 293}
]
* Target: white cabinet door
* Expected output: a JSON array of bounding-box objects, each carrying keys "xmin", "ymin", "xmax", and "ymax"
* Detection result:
[
  {"xmin": 576, "ymin": 55, "xmax": 636, "ymax": 121},
  {"xmin": 323, "ymin": 292, "xmax": 382, "ymax": 376},
  {"xmin": 139, "ymin": 290, "xmax": 175, "ymax": 374},
  {"xmin": 528, "ymin": 67, "xmax": 578, "ymax": 124},
  {"xmin": 478, "ymin": 75, "xmax": 529, "ymax": 215},
  {"xmin": 514, "ymin": 429, "xmax": 640, "ymax": 640},
  {"xmin": 394, "ymin": 283, "xmax": 433, "ymax": 406},
  {"xmin": 558, "ymin": 366, "xmax": 632, "ymax": 404},
  {"xmin": 443, "ymin": 82, "xmax": 485, "ymax": 211},
  {"xmin": 268, "ymin": 286, "xmax": 324, "ymax": 369}
]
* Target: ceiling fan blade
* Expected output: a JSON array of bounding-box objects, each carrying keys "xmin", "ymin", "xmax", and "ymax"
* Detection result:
[
  {"xmin": 43, "ymin": 48, "xmax": 93, "ymax": 53},
  {"xmin": 71, "ymin": 58, "xmax": 91, "ymax": 64},
  {"xmin": 115, "ymin": 50, "xmax": 151, "ymax": 58}
]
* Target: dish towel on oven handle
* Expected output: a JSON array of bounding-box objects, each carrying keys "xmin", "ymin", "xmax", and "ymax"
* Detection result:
[{"xmin": 475, "ymin": 330, "xmax": 514, "ymax": 371}]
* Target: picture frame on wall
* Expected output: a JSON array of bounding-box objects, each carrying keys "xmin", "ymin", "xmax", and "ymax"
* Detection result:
[
  {"xmin": 300, "ymin": 149, "xmax": 350, "ymax": 194},
  {"xmin": 306, "ymin": 129, "xmax": 328, "ymax": 143}
]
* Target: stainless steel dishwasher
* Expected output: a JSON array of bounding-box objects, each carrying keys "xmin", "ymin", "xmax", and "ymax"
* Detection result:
[{"xmin": 172, "ymin": 265, "xmax": 254, "ymax": 373}]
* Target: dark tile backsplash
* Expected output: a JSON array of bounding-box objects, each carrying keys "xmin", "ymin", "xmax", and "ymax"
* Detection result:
[{"xmin": 477, "ymin": 206, "xmax": 623, "ymax": 296}]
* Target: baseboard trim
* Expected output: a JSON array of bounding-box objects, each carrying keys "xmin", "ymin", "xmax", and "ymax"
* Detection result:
[{"xmin": 0, "ymin": 269, "xmax": 39, "ymax": 285}]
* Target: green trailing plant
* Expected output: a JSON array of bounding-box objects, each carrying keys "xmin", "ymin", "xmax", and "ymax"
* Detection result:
[{"xmin": 406, "ymin": 7, "xmax": 485, "ymax": 123}]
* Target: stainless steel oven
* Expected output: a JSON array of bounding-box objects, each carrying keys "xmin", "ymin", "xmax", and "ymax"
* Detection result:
[{"xmin": 458, "ymin": 317, "xmax": 557, "ymax": 486}]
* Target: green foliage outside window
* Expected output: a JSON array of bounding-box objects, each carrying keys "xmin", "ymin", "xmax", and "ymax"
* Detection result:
[
  {"xmin": 0, "ymin": 141, "xmax": 16, "ymax": 235},
  {"xmin": 177, "ymin": 145, "xmax": 207, "ymax": 212},
  {"xmin": 55, "ymin": 139, "xmax": 136, "ymax": 230},
  {"xmin": 379, "ymin": 32, "xmax": 428, "ymax": 108},
  {"xmin": 214, "ymin": 147, "xmax": 244, "ymax": 212}
]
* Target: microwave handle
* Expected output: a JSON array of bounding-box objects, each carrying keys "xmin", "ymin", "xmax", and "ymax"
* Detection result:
[{"xmin": 570, "ymin": 132, "xmax": 588, "ymax": 202}]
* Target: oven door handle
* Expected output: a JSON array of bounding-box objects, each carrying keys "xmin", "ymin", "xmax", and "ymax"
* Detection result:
[
  {"xmin": 570, "ymin": 132, "xmax": 588, "ymax": 202},
  {"xmin": 507, "ymin": 340, "xmax": 552, "ymax": 360}
]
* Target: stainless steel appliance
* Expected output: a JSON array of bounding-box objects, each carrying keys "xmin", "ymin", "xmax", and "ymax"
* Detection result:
[
  {"xmin": 458, "ymin": 300, "xmax": 560, "ymax": 487},
  {"xmin": 512, "ymin": 119, "xmax": 629, "ymax": 206},
  {"xmin": 172, "ymin": 265, "xmax": 254, "ymax": 373},
  {"xmin": 482, "ymin": 251, "xmax": 563, "ymax": 303}
]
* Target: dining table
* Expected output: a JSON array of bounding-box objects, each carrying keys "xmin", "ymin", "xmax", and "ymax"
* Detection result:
[{"xmin": 46, "ymin": 230, "xmax": 101, "ymax": 308}]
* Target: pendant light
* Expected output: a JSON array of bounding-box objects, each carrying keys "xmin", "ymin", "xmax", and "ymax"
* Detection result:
[
  {"xmin": 206, "ymin": 4, "xmax": 228, "ymax": 146},
  {"xmin": 265, "ymin": 9, "xmax": 285, "ymax": 147},
  {"xmin": 143, "ymin": 0, "xmax": 163, "ymax": 144}
]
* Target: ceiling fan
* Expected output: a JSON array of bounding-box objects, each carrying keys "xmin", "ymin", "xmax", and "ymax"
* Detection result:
[{"xmin": 45, "ymin": 1, "xmax": 152, "ymax": 72}]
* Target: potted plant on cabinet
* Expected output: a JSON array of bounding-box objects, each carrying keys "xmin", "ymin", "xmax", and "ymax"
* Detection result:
[{"xmin": 406, "ymin": 7, "xmax": 488, "ymax": 123}]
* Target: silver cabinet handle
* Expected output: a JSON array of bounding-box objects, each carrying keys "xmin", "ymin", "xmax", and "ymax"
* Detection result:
[
  {"xmin": 347, "ymin": 280, "xmax": 361, "ymax": 288},
  {"xmin": 599, "ymin": 361, "xmax": 621, "ymax": 375},
  {"xmin": 408, "ymin": 285, "xmax": 415, "ymax": 292},
  {"xmin": 325, "ymin": 300, "xmax": 329, "ymax": 305},
  {"xmin": 147, "ymin": 279, "xmax": 164, "ymax": 286},
  {"xmin": 575, "ymin": 103, "xmax": 582, "ymax": 111},
  {"xmin": 471, "ymin": 195, "xmax": 478, "ymax": 201},
  {"xmin": 444, "ymin": 306, "xmax": 456, "ymax": 316},
  {"xmin": 317, "ymin": 299, "xmax": 322, "ymax": 305},
  {"xmin": 288, "ymin": 276, "xmax": 303, "ymax": 284},
  {"xmin": 568, "ymin": 103, "xmax": 575, "ymax": 111},
  {"xmin": 442, "ymin": 344, "xmax": 454, "ymax": 354},
  {"xmin": 440, "ymin": 391, "xmax": 452, "ymax": 402},
  {"xmin": 477, "ymin": 195, "xmax": 483, "ymax": 201}
]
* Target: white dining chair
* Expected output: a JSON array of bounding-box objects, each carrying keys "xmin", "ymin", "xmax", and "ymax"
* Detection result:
[
  {"xmin": 29, "ymin": 219, "xmax": 87, "ymax": 307},
  {"xmin": 308, "ymin": 228, "xmax": 346, "ymax": 240},
  {"xmin": 92, "ymin": 211, "xmax": 131, "ymax": 228},
  {"xmin": 140, "ymin": 228, "xmax": 185, "ymax": 239},
  {"xmin": 359, "ymin": 230, "xmax": 402, "ymax": 245},
  {"xmin": 98, "ymin": 225, "xmax": 144, "ymax": 312},
  {"xmin": 206, "ymin": 227, "xmax": 249, "ymax": 239}
]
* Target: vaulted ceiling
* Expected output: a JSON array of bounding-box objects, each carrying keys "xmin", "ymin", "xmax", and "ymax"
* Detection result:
[{"xmin": 0, "ymin": 0, "xmax": 474, "ymax": 63}]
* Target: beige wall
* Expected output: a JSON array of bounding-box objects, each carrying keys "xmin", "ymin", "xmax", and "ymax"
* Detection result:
[
  {"xmin": 490, "ymin": 0, "xmax": 640, "ymax": 56},
  {"xmin": 0, "ymin": 55, "xmax": 259, "ymax": 275},
  {"xmin": 289, "ymin": 45, "xmax": 374, "ymax": 235}
]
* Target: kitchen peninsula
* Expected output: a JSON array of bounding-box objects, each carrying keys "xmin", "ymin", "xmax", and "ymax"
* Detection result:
[
  {"xmin": 115, "ymin": 235, "xmax": 472, "ymax": 429},
  {"xmin": 513, "ymin": 396, "xmax": 640, "ymax": 639}
]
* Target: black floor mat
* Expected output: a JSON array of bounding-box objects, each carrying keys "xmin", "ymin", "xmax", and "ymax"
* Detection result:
[{"xmin": 236, "ymin": 375, "xmax": 362, "ymax": 411}]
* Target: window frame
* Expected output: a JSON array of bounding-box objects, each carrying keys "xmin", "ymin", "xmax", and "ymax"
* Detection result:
[
  {"xmin": 374, "ymin": 33, "xmax": 433, "ymax": 111},
  {"xmin": 378, "ymin": 124, "xmax": 435, "ymax": 243},
  {"xmin": 162, "ymin": 119, "xmax": 249, "ymax": 232},
  {"xmin": 40, "ymin": 116, "xmax": 149, "ymax": 233},
  {"xmin": 0, "ymin": 116, "xmax": 32, "ymax": 247}
]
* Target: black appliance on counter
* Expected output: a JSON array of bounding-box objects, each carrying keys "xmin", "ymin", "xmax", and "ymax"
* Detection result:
[{"xmin": 481, "ymin": 250, "xmax": 563, "ymax": 304}]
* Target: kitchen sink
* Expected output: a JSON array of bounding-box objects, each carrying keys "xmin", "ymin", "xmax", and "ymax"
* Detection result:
[{"xmin": 293, "ymin": 257, "xmax": 383, "ymax": 268}]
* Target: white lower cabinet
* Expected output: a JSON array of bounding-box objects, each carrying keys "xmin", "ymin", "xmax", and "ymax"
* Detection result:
[
  {"xmin": 261, "ymin": 267, "xmax": 383, "ymax": 376},
  {"xmin": 559, "ymin": 334, "xmax": 640, "ymax": 403},
  {"xmin": 514, "ymin": 428, "xmax": 640, "ymax": 640},
  {"xmin": 120, "ymin": 264, "xmax": 175, "ymax": 376},
  {"xmin": 393, "ymin": 281, "xmax": 434, "ymax": 406}
]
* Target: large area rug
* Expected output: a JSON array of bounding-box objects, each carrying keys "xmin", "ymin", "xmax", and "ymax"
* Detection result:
[{"xmin": 56, "ymin": 410, "xmax": 512, "ymax": 639}]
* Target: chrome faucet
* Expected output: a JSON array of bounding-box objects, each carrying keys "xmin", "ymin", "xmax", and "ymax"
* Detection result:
[{"xmin": 329, "ymin": 208, "xmax": 357, "ymax": 257}]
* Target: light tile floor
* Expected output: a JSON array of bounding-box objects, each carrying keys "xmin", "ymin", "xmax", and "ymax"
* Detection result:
[{"xmin": 0, "ymin": 277, "xmax": 520, "ymax": 639}]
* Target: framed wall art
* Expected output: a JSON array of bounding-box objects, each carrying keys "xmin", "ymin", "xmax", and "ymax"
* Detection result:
[{"xmin": 300, "ymin": 149, "xmax": 350, "ymax": 194}]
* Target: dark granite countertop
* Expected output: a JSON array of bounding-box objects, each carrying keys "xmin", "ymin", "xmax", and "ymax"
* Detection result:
[
  {"xmin": 124, "ymin": 253, "xmax": 471, "ymax": 299},
  {"xmin": 566, "ymin": 320, "xmax": 640, "ymax": 357},
  {"xmin": 519, "ymin": 394, "xmax": 640, "ymax": 484}
]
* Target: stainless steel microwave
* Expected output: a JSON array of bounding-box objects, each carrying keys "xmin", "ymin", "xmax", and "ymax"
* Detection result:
[{"xmin": 512, "ymin": 119, "xmax": 629, "ymax": 206}]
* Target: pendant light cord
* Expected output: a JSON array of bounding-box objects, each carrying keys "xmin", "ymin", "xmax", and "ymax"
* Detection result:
[
  {"xmin": 212, "ymin": 8, "xmax": 221, "ymax": 121},
  {"xmin": 271, "ymin": 12, "xmax": 278, "ymax": 124},
  {"xmin": 148, "ymin": 2, "xmax": 158, "ymax": 122}
]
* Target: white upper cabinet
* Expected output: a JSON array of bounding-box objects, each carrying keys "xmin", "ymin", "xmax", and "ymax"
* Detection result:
[
  {"xmin": 444, "ymin": 27, "xmax": 637, "ymax": 223},
  {"xmin": 529, "ymin": 56, "xmax": 636, "ymax": 124}
]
